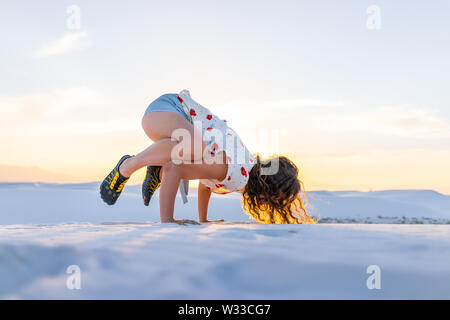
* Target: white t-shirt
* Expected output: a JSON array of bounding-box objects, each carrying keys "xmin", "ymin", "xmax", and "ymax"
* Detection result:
[{"xmin": 177, "ymin": 90, "xmax": 256, "ymax": 193}]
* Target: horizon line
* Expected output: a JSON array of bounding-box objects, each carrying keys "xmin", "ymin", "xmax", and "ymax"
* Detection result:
[{"xmin": 0, "ymin": 181, "xmax": 448, "ymax": 196}]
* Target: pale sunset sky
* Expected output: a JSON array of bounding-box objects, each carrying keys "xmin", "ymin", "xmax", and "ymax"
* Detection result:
[{"xmin": 1, "ymin": 1, "xmax": 450, "ymax": 193}]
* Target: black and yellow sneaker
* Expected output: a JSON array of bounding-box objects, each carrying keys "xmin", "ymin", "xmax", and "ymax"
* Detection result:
[
  {"xmin": 100, "ymin": 155, "xmax": 132, "ymax": 205},
  {"xmin": 142, "ymin": 165, "xmax": 162, "ymax": 206}
]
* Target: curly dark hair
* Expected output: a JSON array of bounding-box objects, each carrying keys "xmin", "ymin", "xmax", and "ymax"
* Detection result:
[{"xmin": 242, "ymin": 155, "xmax": 315, "ymax": 224}]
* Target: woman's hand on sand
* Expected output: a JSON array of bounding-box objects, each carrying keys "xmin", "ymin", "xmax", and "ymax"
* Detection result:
[
  {"xmin": 164, "ymin": 219, "xmax": 200, "ymax": 226},
  {"xmin": 200, "ymin": 219, "xmax": 225, "ymax": 223}
]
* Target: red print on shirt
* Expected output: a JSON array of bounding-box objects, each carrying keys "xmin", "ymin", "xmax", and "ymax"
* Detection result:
[
  {"xmin": 211, "ymin": 143, "xmax": 218, "ymax": 151},
  {"xmin": 177, "ymin": 96, "xmax": 184, "ymax": 103},
  {"xmin": 206, "ymin": 115, "xmax": 212, "ymax": 120},
  {"xmin": 190, "ymin": 109, "xmax": 197, "ymax": 116},
  {"xmin": 241, "ymin": 167, "xmax": 247, "ymax": 177},
  {"xmin": 227, "ymin": 176, "xmax": 231, "ymax": 181},
  {"xmin": 227, "ymin": 156, "xmax": 232, "ymax": 163}
]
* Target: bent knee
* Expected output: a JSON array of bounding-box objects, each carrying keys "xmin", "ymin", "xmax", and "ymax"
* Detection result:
[
  {"xmin": 171, "ymin": 137, "xmax": 206, "ymax": 163},
  {"xmin": 187, "ymin": 137, "xmax": 208, "ymax": 162},
  {"xmin": 162, "ymin": 161, "xmax": 181, "ymax": 175}
]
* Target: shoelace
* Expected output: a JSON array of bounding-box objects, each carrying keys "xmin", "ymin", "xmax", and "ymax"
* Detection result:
[
  {"xmin": 116, "ymin": 176, "xmax": 128, "ymax": 192},
  {"xmin": 147, "ymin": 168, "xmax": 161, "ymax": 194},
  {"xmin": 108, "ymin": 171, "xmax": 128, "ymax": 192}
]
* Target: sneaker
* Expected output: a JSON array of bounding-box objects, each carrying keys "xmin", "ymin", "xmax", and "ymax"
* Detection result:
[
  {"xmin": 100, "ymin": 155, "xmax": 132, "ymax": 205},
  {"xmin": 142, "ymin": 165, "xmax": 162, "ymax": 206}
]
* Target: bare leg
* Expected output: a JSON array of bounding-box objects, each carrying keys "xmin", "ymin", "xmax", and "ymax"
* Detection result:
[
  {"xmin": 119, "ymin": 112, "xmax": 206, "ymax": 177},
  {"xmin": 119, "ymin": 138, "xmax": 178, "ymax": 177},
  {"xmin": 114, "ymin": 111, "xmax": 227, "ymax": 224}
]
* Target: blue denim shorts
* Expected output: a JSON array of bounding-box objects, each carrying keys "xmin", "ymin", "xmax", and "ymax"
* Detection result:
[{"xmin": 144, "ymin": 93, "xmax": 190, "ymax": 121}]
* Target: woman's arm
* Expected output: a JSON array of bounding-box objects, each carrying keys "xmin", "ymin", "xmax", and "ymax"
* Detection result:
[
  {"xmin": 198, "ymin": 182, "xmax": 212, "ymax": 222},
  {"xmin": 197, "ymin": 182, "xmax": 225, "ymax": 223},
  {"xmin": 159, "ymin": 156, "xmax": 227, "ymax": 224}
]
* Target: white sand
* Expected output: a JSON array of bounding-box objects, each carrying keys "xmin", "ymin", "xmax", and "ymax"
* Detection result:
[
  {"xmin": 1, "ymin": 222, "xmax": 449, "ymax": 299},
  {"xmin": 0, "ymin": 183, "xmax": 449, "ymax": 299}
]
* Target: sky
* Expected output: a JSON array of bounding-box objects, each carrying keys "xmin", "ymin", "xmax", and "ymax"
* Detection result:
[{"xmin": 1, "ymin": 0, "xmax": 450, "ymax": 193}]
